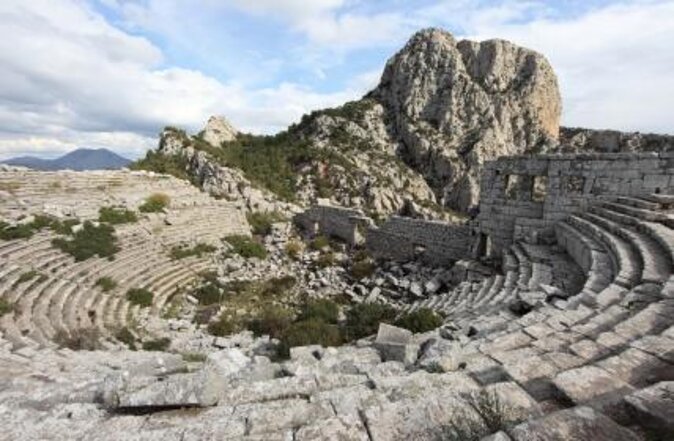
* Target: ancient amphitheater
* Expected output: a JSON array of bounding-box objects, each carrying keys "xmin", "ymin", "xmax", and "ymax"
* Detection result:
[{"xmin": 0, "ymin": 151, "xmax": 672, "ymax": 440}]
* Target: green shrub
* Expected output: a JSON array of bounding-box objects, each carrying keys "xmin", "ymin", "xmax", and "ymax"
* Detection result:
[
  {"xmin": 310, "ymin": 235, "xmax": 330, "ymax": 251},
  {"xmin": 129, "ymin": 150, "xmax": 193, "ymax": 182},
  {"xmin": 98, "ymin": 206, "xmax": 138, "ymax": 224},
  {"xmin": 51, "ymin": 218, "xmax": 80, "ymax": 235},
  {"xmin": 246, "ymin": 211, "xmax": 286, "ymax": 236},
  {"xmin": 247, "ymin": 305, "xmax": 294, "ymax": 339},
  {"xmin": 394, "ymin": 308, "xmax": 443, "ymax": 334},
  {"xmin": 224, "ymin": 235, "xmax": 267, "ymax": 259},
  {"xmin": 208, "ymin": 312, "xmax": 242, "ymax": 337},
  {"xmin": 95, "ymin": 276, "xmax": 117, "ymax": 292},
  {"xmin": 259, "ymin": 276, "xmax": 296, "ymax": 297},
  {"xmin": 16, "ymin": 270, "xmax": 40, "ymax": 285},
  {"xmin": 192, "ymin": 280, "xmax": 224, "ymax": 306},
  {"xmin": 316, "ymin": 251, "xmax": 336, "ymax": 268},
  {"xmin": 169, "ymin": 243, "xmax": 217, "ymax": 260},
  {"xmin": 0, "ymin": 215, "xmax": 81, "ymax": 241},
  {"xmin": 277, "ymin": 319, "xmax": 342, "ymax": 358},
  {"xmin": 285, "ymin": 240, "xmax": 304, "ymax": 260},
  {"xmin": 343, "ymin": 303, "xmax": 396, "ymax": 340},
  {"xmin": 139, "ymin": 193, "xmax": 170, "ymax": 213},
  {"xmin": 300, "ymin": 299, "xmax": 339, "ymax": 324},
  {"xmin": 115, "ymin": 327, "xmax": 137, "ymax": 350},
  {"xmin": 0, "ymin": 298, "xmax": 13, "ymax": 316},
  {"xmin": 350, "ymin": 259, "xmax": 375, "ymax": 280},
  {"xmin": 52, "ymin": 221, "xmax": 119, "ymax": 261},
  {"xmin": 142, "ymin": 337, "xmax": 171, "ymax": 351},
  {"xmin": 126, "ymin": 288, "xmax": 154, "ymax": 307}
]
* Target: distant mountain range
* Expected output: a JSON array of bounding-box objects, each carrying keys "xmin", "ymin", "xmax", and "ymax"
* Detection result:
[{"xmin": 1, "ymin": 148, "xmax": 131, "ymax": 171}]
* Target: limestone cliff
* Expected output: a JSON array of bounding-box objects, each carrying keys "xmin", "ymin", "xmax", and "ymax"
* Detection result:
[{"xmin": 370, "ymin": 29, "xmax": 561, "ymax": 210}]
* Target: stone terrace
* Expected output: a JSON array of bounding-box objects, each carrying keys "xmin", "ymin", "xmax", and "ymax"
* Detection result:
[
  {"xmin": 0, "ymin": 155, "xmax": 673, "ymax": 440},
  {"xmin": 0, "ymin": 168, "xmax": 248, "ymax": 350}
]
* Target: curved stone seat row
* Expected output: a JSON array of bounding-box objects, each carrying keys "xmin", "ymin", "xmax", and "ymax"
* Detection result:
[{"xmin": 0, "ymin": 172, "xmax": 248, "ymax": 350}]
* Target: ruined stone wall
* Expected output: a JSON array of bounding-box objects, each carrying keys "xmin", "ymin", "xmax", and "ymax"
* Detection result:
[
  {"xmin": 476, "ymin": 152, "xmax": 674, "ymax": 256},
  {"xmin": 294, "ymin": 205, "xmax": 471, "ymax": 265},
  {"xmin": 294, "ymin": 205, "xmax": 372, "ymax": 245},
  {"xmin": 366, "ymin": 217, "xmax": 471, "ymax": 266}
]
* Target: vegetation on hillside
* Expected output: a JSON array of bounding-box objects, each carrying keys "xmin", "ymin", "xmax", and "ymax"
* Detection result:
[
  {"xmin": 98, "ymin": 206, "xmax": 138, "ymax": 224},
  {"xmin": 246, "ymin": 211, "xmax": 286, "ymax": 236},
  {"xmin": 126, "ymin": 288, "xmax": 154, "ymax": 307},
  {"xmin": 52, "ymin": 221, "xmax": 119, "ymax": 261},
  {"xmin": 0, "ymin": 298, "xmax": 13, "ymax": 317},
  {"xmin": 129, "ymin": 150, "xmax": 194, "ymax": 182},
  {"xmin": 0, "ymin": 215, "xmax": 79, "ymax": 241},
  {"xmin": 223, "ymin": 235, "xmax": 267, "ymax": 259},
  {"xmin": 139, "ymin": 193, "xmax": 170, "ymax": 213},
  {"xmin": 95, "ymin": 276, "xmax": 117, "ymax": 292},
  {"xmin": 169, "ymin": 242, "xmax": 217, "ymax": 260}
]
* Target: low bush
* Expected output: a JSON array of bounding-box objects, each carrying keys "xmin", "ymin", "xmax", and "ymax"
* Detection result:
[
  {"xmin": 208, "ymin": 312, "xmax": 241, "ymax": 337},
  {"xmin": 129, "ymin": 150, "xmax": 193, "ymax": 182},
  {"xmin": 95, "ymin": 276, "xmax": 117, "ymax": 292},
  {"xmin": 277, "ymin": 319, "xmax": 342, "ymax": 358},
  {"xmin": 299, "ymin": 299, "xmax": 339, "ymax": 324},
  {"xmin": 246, "ymin": 211, "xmax": 286, "ymax": 236},
  {"xmin": 16, "ymin": 270, "xmax": 40, "ymax": 285},
  {"xmin": 192, "ymin": 280, "xmax": 224, "ymax": 306},
  {"xmin": 247, "ymin": 305, "xmax": 294, "ymax": 339},
  {"xmin": 343, "ymin": 302, "xmax": 396, "ymax": 340},
  {"xmin": 394, "ymin": 308, "xmax": 443, "ymax": 333},
  {"xmin": 0, "ymin": 298, "xmax": 13, "ymax": 316},
  {"xmin": 169, "ymin": 242, "xmax": 217, "ymax": 260},
  {"xmin": 259, "ymin": 276, "xmax": 296, "ymax": 297},
  {"xmin": 126, "ymin": 288, "xmax": 154, "ymax": 307},
  {"xmin": 142, "ymin": 337, "xmax": 171, "ymax": 351},
  {"xmin": 115, "ymin": 327, "xmax": 137, "ymax": 350},
  {"xmin": 310, "ymin": 235, "xmax": 330, "ymax": 251},
  {"xmin": 285, "ymin": 240, "xmax": 304, "ymax": 260},
  {"xmin": 52, "ymin": 221, "xmax": 119, "ymax": 261},
  {"xmin": 138, "ymin": 193, "xmax": 170, "ymax": 213},
  {"xmin": 0, "ymin": 215, "xmax": 81, "ymax": 241},
  {"xmin": 224, "ymin": 235, "xmax": 267, "ymax": 259},
  {"xmin": 316, "ymin": 251, "xmax": 336, "ymax": 268},
  {"xmin": 54, "ymin": 328, "xmax": 101, "ymax": 351},
  {"xmin": 98, "ymin": 206, "xmax": 138, "ymax": 224},
  {"xmin": 350, "ymin": 259, "xmax": 376, "ymax": 280}
]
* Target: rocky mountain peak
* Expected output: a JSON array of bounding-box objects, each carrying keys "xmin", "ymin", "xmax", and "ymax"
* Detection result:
[
  {"xmin": 202, "ymin": 115, "xmax": 238, "ymax": 147},
  {"xmin": 371, "ymin": 28, "xmax": 562, "ymax": 210}
]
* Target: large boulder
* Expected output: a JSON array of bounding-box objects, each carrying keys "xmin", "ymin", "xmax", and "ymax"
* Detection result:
[{"xmin": 374, "ymin": 323, "xmax": 419, "ymax": 366}]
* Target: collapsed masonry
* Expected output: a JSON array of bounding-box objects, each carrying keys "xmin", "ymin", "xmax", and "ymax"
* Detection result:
[{"xmin": 299, "ymin": 152, "xmax": 674, "ymax": 264}]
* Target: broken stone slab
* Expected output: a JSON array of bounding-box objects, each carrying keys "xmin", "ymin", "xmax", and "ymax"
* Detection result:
[
  {"xmin": 374, "ymin": 323, "xmax": 419, "ymax": 365},
  {"xmin": 623, "ymin": 381, "xmax": 674, "ymax": 434},
  {"xmin": 101, "ymin": 348, "xmax": 253, "ymax": 409},
  {"xmin": 509, "ymin": 406, "xmax": 641, "ymax": 441}
]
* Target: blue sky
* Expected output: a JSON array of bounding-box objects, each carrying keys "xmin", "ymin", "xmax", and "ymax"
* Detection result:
[{"xmin": 1, "ymin": 0, "xmax": 673, "ymax": 159}]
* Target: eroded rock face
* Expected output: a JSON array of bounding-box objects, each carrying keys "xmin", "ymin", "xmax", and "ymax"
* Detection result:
[
  {"xmin": 201, "ymin": 116, "xmax": 238, "ymax": 147},
  {"xmin": 371, "ymin": 28, "xmax": 561, "ymax": 211}
]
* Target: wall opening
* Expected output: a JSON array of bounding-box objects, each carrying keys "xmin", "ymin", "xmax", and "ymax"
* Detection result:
[
  {"xmin": 505, "ymin": 175, "xmax": 521, "ymax": 200},
  {"xmin": 474, "ymin": 233, "xmax": 491, "ymax": 257},
  {"xmin": 532, "ymin": 176, "xmax": 548, "ymax": 202}
]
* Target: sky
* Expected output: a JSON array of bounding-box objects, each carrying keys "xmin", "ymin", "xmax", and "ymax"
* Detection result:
[{"xmin": 1, "ymin": 0, "xmax": 673, "ymax": 160}]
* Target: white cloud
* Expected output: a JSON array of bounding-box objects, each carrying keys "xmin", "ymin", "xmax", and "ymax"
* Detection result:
[
  {"xmin": 426, "ymin": 0, "xmax": 674, "ymax": 133},
  {"xmin": 0, "ymin": 0, "xmax": 375, "ymax": 159}
]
